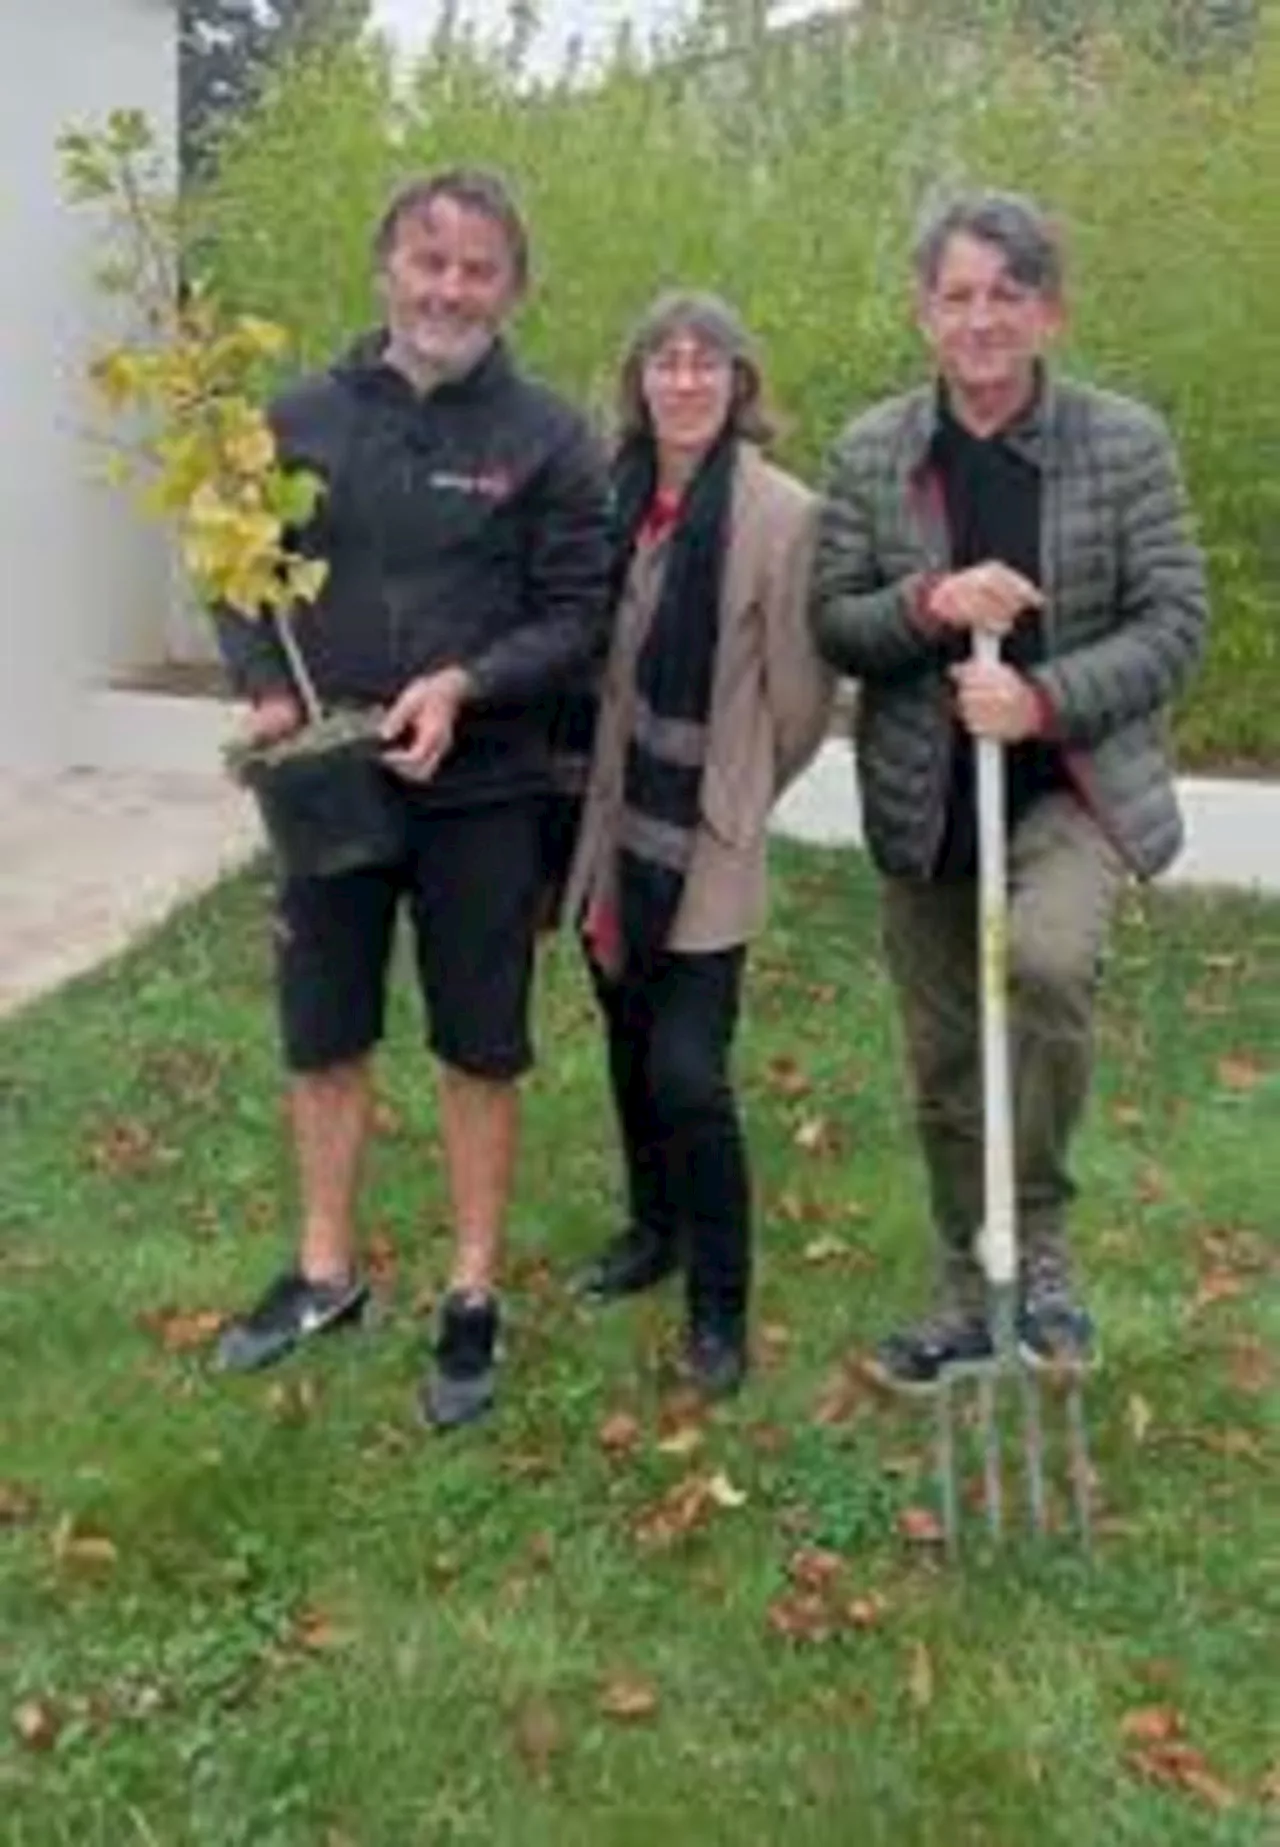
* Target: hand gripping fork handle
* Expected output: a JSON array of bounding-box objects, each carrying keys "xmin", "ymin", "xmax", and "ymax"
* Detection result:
[{"xmin": 933, "ymin": 630, "xmax": 1092, "ymax": 1556}]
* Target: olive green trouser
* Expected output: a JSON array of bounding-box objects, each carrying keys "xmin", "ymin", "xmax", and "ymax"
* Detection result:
[{"xmin": 882, "ymin": 793, "xmax": 1127, "ymax": 1311}]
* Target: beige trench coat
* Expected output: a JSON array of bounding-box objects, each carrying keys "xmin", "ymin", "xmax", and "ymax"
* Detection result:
[{"xmin": 564, "ymin": 444, "xmax": 835, "ymax": 953}]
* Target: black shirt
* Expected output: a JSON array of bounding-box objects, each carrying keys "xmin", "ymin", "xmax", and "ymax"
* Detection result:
[{"xmin": 931, "ymin": 396, "xmax": 1063, "ymax": 878}]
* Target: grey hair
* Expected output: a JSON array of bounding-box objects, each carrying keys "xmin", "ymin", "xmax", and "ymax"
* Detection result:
[
  {"xmin": 373, "ymin": 167, "xmax": 530, "ymax": 290},
  {"xmin": 912, "ymin": 191, "xmax": 1064, "ymax": 297},
  {"xmin": 617, "ymin": 289, "xmax": 775, "ymax": 445}
]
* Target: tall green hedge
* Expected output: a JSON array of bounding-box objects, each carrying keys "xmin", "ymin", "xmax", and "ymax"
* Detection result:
[{"xmin": 194, "ymin": 1, "xmax": 1280, "ymax": 768}]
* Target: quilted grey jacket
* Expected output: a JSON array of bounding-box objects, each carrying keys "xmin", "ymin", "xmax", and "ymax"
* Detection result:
[{"xmin": 810, "ymin": 376, "xmax": 1209, "ymax": 879}]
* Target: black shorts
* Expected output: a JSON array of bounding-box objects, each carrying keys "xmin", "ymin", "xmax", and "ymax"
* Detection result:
[{"xmin": 275, "ymin": 799, "xmax": 543, "ymax": 1079}]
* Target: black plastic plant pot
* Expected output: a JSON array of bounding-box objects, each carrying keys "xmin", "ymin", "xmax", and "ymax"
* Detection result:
[{"xmin": 235, "ymin": 722, "xmax": 406, "ymax": 880}]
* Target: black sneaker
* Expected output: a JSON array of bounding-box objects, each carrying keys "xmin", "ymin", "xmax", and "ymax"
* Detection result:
[
  {"xmin": 680, "ymin": 1324, "xmax": 749, "ymax": 1400},
  {"xmin": 1018, "ymin": 1295, "xmax": 1097, "ymax": 1374},
  {"xmin": 421, "ymin": 1291, "xmax": 500, "ymax": 1431},
  {"xmin": 215, "ymin": 1269, "xmax": 369, "ymax": 1373},
  {"xmin": 864, "ymin": 1308, "xmax": 995, "ymax": 1396},
  {"xmin": 572, "ymin": 1225, "xmax": 680, "ymax": 1305}
]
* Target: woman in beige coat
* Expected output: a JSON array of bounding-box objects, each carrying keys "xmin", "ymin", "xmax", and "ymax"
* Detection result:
[{"xmin": 560, "ymin": 291, "xmax": 834, "ymax": 1395}]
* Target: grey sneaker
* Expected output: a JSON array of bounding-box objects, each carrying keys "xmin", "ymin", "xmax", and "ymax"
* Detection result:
[
  {"xmin": 864, "ymin": 1305, "xmax": 995, "ymax": 1395},
  {"xmin": 421, "ymin": 1291, "xmax": 500, "ymax": 1431},
  {"xmin": 1018, "ymin": 1238, "xmax": 1098, "ymax": 1374},
  {"xmin": 215, "ymin": 1269, "xmax": 369, "ymax": 1373}
]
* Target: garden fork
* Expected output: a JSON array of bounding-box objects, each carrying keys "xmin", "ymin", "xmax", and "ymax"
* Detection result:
[{"xmin": 933, "ymin": 630, "xmax": 1093, "ymax": 1557}]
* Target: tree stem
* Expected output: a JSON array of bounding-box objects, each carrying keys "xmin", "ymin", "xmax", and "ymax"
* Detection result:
[{"xmin": 272, "ymin": 611, "xmax": 324, "ymax": 723}]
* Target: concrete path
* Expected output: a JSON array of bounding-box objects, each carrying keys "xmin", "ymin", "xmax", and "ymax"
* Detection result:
[
  {"xmin": 772, "ymin": 740, "xmax": 1280, "ymax": 896},
  {"xmin": 0, "ymin": 768, "xmax": 261, "ymax": 1018},
  {"xmin": 1, "ymin": 717, "xmax": 1277, "ymax": 1023}
]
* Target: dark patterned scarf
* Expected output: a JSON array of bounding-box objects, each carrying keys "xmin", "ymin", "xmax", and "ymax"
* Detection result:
[{"xmin": 545, "ymin": 429, "xmax": 736, "ymax": 968}]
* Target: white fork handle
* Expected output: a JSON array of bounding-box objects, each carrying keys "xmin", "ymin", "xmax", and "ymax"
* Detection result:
[{"xmin": 973, "ymin": 629, "xmax": 1017, "ymax": 1291}]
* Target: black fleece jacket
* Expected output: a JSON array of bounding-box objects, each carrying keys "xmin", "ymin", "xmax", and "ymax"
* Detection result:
[{"xmin": 215, "ymin": 333, "xmax": 612, "ymax": 807}]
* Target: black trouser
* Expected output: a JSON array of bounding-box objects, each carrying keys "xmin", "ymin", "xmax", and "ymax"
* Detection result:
[{"xmin": 590, "ymin": 948, "xmax": 749, "ymax": 1334}]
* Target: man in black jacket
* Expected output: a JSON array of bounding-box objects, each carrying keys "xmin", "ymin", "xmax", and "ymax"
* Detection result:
[{"xmin": 213, "ymin": 169, "xmax": 611, "ymax": 1428}]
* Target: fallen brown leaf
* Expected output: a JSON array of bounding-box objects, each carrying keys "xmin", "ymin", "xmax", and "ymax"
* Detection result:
[
  {"xmin": 1259, "ymin": 1763, "xmax": 1280, "ymax": 1805},
  {"xmin": 1199, "ymin": 1428, "xmax": 1265, "ymax": 1463},
  {"xmin": 803, "ymin": 1234, "xmax": 854, "ymax": 1267},
  {"xmin": 265, "ymin": 1378, "xmax": 319, "ymax": 1423},
  {"xmin": 598, "ymin": 1673, "xmax": 660, "ymax": 1722},
  {"xmin": 1133, "ymin": 1659, "xmax": 1181, "ymax": 1690},
  {"xmin": 598, "ymin": 1411, "xmax": 642, "ymax": 1458},
  {"xmin": 506, "ymin": 1250, "xmax": 557, "ymax": 1297},
  {"xmin": 812, "ymin": 1359, "xmax": 867, "ymax": 1427},
  {"xmin": 137, "ymin": 1044, "xmax": 226, "ymax": 1106},
  {"xmin": 794, "ymin": 1115, "xmax": 841, "ymax": 1157},
  {"xmin": 845, "ymin": 1593, "xmax": 888, "ymax": 1630},
  {"xmin": 744, "ymin": 1421, "xmax": 788, "ymax": 1457},
  {"xmin": 707, "ymin": 1470, "xmax": 748, "ymax": 1510},
  {"xmin": 787, "ymin": 1547, "xmax": 844, "ymax": 1593},
  {"xmin": 755, "ymin": 1321, "xmax": 792, "ymax": 1368},
  {"xmin": 0, "ymin": 1481, "xmax": 39, "ymax": 1526},
  {"xmin": 52, "ymin": 1515, "xmax": 118, "ymax": 1571},
  {"xmin": 633, "ymin": 1473, "xmax": 716, "ymax": 1550},
  {"xmin": 1126, "ymin": 1394, "xmax": 1154, "ymax": 1446},
  {"xmin": 83, "ymin": 1116, "xmax": 174, "ymax": 1178},
  {"xmin": 764, "ymin": 1055, "xmax": 812, "ymax": 1100},
  {"xmin": 291, "ymin": 1607, "xmax": 354, "ymax": 1653},
  {"xmin": 767, "ymin": 1591, "xmax": 836, "ymax": 1646},
  {"xmin": 1216, "ymin": 1053, "xmax": 1266, "ymax": 1093},
  {"xmin": 135, "ymin": 1306, "xmax": 225, "ymax": 1353},
  {"xmin": 1227, "ymin": 1338, "xmax": 1274, "ymax": 1396},
  {"xmin": 777, "ymin": 1503, "xmax": 815, "ymax": 1539},
  {"xmin": 898, "ymin": 1506, "xmax": 946, "ymax": 1547},
  {"xmin": 656, "ymin": 1387, "xmax": 705, "ymax": 1437},
  {"xmin": 1111, "ymin": 1100, "xmax": 1145, "ymax": 1130},
  {"xmin": 880, "ymin": 1450, "xmax": 926, "ymax": 1479},
  {"xmin": 655, "ymin": 1424, "xmax": 703, "ymax": 1458},
  {"xmin": 500, "ymin": 1445, "xmax": 560, "ymax": 1483},
  {"xmin": 1120, "ymin": 1706, "xmax": 1186, "ymax": 1744},
  {"xmin": 1125, "ymin": 1742, "xmax": 1236, "ymax": 1810},
  {"xmin": 371, "ymin": 1098, "xmax": 406, "ymax": 1137},
  {"xmin": 12, "ymin": 1698, "xmax": 61, "ymax": 1752},
  {"xmin": 526, "ymin": 1531, "xmax": 555, "ymax": 1571},
  {"xmin": 1197, "ymin": 1226, "xmax": 1274, "ymax": 1276},
  {"xmin": 1190, "ymin": 1270, "xmax": 1247, "ymax": 1315},
  {"xmin": 365, "ymin": 1230, "xmax": 398, "ymax": 1286},
  {"xmin": 511, "ymin": 1697, "xmax": 564, "ymax": 1782},
  {"xmin": 906, "ymin": 1641, "xmax": 934, "ymax": 1709},
  {"xmin": 775, "ymin": 1191, "xmax": 837, "ymax": 1227},
  {"xmin": 1135, "ymin": 1163, "xmax": 1168, "ymax": 1205}
]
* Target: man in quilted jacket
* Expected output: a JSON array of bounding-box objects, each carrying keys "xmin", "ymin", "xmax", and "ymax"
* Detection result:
[{"xmin": 810, "ymin": 190, "xmax": 1208, "ymax": 1390}]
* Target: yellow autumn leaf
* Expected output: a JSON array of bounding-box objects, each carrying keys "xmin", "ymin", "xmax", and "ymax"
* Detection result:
[
  {"xmin": 89, "ymin": 349, "xmax": 144, "ymax": 410},
  {"xmin": 235, "ymin": 315, "xmax": 290, "ymax": 359},
  {"xmin": 289, "ymin": 558, "xmax": 329, "ymax": 604}
]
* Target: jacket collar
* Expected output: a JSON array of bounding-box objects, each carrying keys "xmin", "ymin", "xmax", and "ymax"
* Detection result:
[
  {"xmin": 336, "ymin": 330, "xmax": 515, "ymax": 404},
  {"xmin": 906, "ymin": 364, "xmax": 1057, "ymax": 473}
]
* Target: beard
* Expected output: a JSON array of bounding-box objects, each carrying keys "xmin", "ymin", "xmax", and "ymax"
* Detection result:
[{"xmin": 393, "ymin": 312, "xmax": 495, "ymax": 382}]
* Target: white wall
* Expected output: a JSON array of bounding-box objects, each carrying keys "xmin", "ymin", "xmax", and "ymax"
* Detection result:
[{"xmin": 0, "ymin": 0, "xmax": 176, "ymax": 770}]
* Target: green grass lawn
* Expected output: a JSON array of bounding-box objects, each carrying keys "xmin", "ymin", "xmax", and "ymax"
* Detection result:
[{"xmin": 1, "ymin": 845, "xmax": 1277, "ymax": 1847}]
